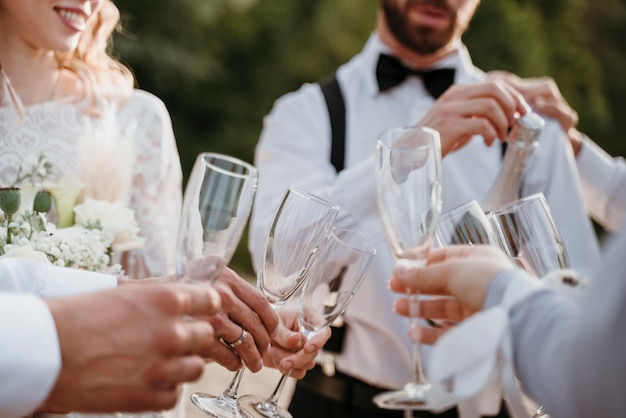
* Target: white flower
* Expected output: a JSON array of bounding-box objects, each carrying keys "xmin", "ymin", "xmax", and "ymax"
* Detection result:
[
  {"xmin": 73, "ymin": 198, "xmax": 145, "ymax": 252},
  {"xmin": 1, "ymin": 245, "xmax": 51, "ymax": 264}
]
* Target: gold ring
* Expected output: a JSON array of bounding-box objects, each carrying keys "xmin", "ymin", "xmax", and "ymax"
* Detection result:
[{"xmin": 220, "ymin": 328, "xmax": 247, "ymax": 349}]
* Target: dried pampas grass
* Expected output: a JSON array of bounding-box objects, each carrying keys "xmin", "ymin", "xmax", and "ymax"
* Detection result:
[{"xmin": 77, "ymin": 105, "xmax": 136, "ymax": 203}]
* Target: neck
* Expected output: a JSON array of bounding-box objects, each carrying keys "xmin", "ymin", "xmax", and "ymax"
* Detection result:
[{"xmin": 0, "ymin": 45, "xmax": 62, "ymax": 106}]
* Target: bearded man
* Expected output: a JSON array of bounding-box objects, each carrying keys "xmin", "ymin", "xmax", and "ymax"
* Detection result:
[{"xmin": 249, "ymin": 1, "xmax": 601, "ymax": 417}]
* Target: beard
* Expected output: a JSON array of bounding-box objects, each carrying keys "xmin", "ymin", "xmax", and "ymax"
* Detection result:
[{"xmin": 382, "ymin": 0, "xmax": 459, "ymax": 55}]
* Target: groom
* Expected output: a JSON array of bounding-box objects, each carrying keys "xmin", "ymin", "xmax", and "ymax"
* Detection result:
[{"xmin": 248, "ymin": 0, "xmax": 600, "ymax": 417}]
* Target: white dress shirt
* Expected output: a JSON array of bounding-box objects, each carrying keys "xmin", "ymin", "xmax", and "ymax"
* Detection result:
[
  {"xmin": 485, "ymin": 226, "xmax": 626, "ymax": 418},
  {"xmin": 0, "ymin": 258, "xmax": 117, "ymax": 417},
  {"xmin": 577, "ymin": 136, "xmax": 626, "ymax": 231},
  {"xmin": 249, "ymin": 33, "xmax": 601, "ymax": 390}
]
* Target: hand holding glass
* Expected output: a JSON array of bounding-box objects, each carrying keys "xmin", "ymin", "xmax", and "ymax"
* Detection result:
[
  {"xmin": 239, "ymin": 227, "xmax": 376, "ymax": 418},
  {"xmin": 190, "ymin": 186, "xmax": 339, "ymax": 418}
]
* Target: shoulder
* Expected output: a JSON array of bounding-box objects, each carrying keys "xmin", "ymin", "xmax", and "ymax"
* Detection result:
[
  {"xmin": 121, "ymin": 89, "xmax": 171, "ymax": 120},
  {"xmin": 115, "ymin": 90, "xmax": 174, "ymax": 137},
  {"xmin": 267, "ymin": 82, "xmax": 328, "ymax": 127}
]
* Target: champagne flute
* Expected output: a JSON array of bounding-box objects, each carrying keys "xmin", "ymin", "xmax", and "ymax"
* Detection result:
[
  {"xmin": 435, "ymin": 200, "xmax": 498, "ymax": 247},
  {"xmin": 238, "ymin": 227, "xmax": 376, "ymax": 418},
  {"xmin": 176, "ymin": 152, "xmax": 257, "ymax": 284},
  {"xmin": 488, "ymin": 193, "xmax": 570, "ymax": 418},
  {"xmin": 190, "ymin": 186, "xmax": 339, "ymax": 418},
  {"xmin": 488, "ymin": 193, "xmax": 570, "ymax": 277},
  {"xmin": 372, "ymin": 126, "xmax": 442, "ymax": 411}
]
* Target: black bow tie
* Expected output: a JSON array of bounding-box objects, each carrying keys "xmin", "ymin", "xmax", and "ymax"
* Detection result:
[{"xmin": 376, "ymin": 53, "xmax": 455, "ymax": 99}]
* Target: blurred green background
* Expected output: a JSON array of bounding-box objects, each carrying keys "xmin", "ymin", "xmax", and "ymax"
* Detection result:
[{"xmin": 112, "ymin": 0, "xmax": 626, "ymax": 276}]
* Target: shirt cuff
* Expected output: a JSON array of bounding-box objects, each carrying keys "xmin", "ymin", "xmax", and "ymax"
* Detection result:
[
  {"xmin": 43, "ymin": 265, "xmax": 118, "ymax": 298},
  {"xmin": 483, "ymin": 268, "xmax": 540, "ymax": 310},
  {"xmin": 0, "ymin": 294, "xmax": 61, "ymax": 417}
]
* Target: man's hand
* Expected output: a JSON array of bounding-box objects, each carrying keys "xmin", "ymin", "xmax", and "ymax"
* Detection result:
[
  {"xmin": 390, "ymin": 245, "xmax": 514, "ymax": 344},
  {"xmin": 42, "ymin": 282, "xmax": 221, "ymax": 412},
  {"xmin": 200, "ymin": 268, "xmax": 291, "ymax": 373},
  {"xmin": 418, "ymin": 79, "xmax": 530, "ymax": 156},
  {"xmin": 487, "ymin": 70, "xmax": 583, "ymax": 156}
]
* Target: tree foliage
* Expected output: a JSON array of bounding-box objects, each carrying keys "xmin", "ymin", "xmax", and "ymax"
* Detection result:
[{"xmin": 112, "ymin": 0, "xmax": 625, "ymax": 273}]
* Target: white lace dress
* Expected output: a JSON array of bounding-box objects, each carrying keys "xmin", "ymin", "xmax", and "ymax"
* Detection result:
[{"xmin": 0, "ymin": 89, "xmax": 182, "ymax": 279}]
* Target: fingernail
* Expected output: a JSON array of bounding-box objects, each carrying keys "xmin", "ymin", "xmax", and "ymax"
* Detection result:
[
  {"xmin": 304, "ymin": 343, "xmax": 317, "ymax": 354},
  {"xmin": 281, "ymin": 361, "xmax": 293, "ymax": 372},
  {"xmin": 255, "ymin": 359, "xmax": 264, "ymax": 371},
  {"xmin": 264, "ymin": 345, "xmax": 272, "ymax": 356}
]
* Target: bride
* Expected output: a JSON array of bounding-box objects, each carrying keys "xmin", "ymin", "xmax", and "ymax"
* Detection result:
[{"xmin": 0, "ymin": 0, "xmax": 182, "ymax": 280}]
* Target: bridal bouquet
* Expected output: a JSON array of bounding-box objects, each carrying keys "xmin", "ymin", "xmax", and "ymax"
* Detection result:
[{"xmin": 0, "ymin": 154, "xmax": 144, "ymax": 274}]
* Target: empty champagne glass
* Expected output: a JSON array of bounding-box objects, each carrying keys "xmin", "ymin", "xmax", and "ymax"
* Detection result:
[
  {"xmin": 239, "ymin": 227, "xmax": 376, "ymax": 418},
  {"xmin": 176, "ymin": 152, "xmax": 257, "ymax": 284},
  {"xmin": 488, "ymin": 193, "xmax": 570, "ymax": 277},
  {"xmin": 372, "ymin": 126, "xmax": 442, "ymax": 411},
  {"xmin": 190, "ymin": 186, "xmax": 339, "ymax": 418},
  {"xmin": 488, "ymin": 193, "xmax": 570, "ymax": 418},
  {"xmin": 435, "ymin": 200, "xmax": 498, "ymax": 248}
]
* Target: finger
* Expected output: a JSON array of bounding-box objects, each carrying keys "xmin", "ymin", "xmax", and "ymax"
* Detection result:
[
  {"xmin": 437, "ymin": 117, "xmax": 499, "ymax": 155},
  {"xmin": 214, "ymin": 278, "xmax": 275, "ymax": 354},
  {"xmin": 217, "ymin": 268, "xmax": 279, "ymax": 334},
  {"xmin": 389, "ymin": 263, "xmax": 453, "ymax": 296},
  {"xmin": 201, "ymin": 342, "xmax": 243, "ymax": 371},
  {"xmin": 108, "ymin": 387, "xmax": 182, "ymax": 413},
  {"xmin": 275, "ymin": 346, "xmax": 318, "ymax": 374},
  {"xmin": 393, "ymin": 297, "xmax": 465, "ymax": 322},
  {"xmin": 531, "ymin": 98, "xmax": 578, "ymax": 132},
  {"xmin": 271, "ymin": 323, "xmax": 305, "ymax": 351},
  {"xmin": 178, "ymin": 320, "xmax": 215, "ymax": 354},
  {"xmin": 209, "ymin": 312, "xmax": 265, "ymax": 372},
  {"xmin": 157, "ymin": 319, "xmax": 214, "ymax": 356},
  {"xmin": 303, "ymin": 327, "xmax": 331, "ymax": 355},
  {"xmin": 147, "ymin": 355, "xmax": 205, "ymax": 387},
  {"xmin": 419, "ymin": 326, "xmax": 448, "ymax": 345},
  {"xmin": 177, "ymin": 283, "xmax": 222, "ymax": 317},
  {"xmin": 491, "ymin": 79, "xmax": 532, "ymax": 116},
  {"xmin": 445, "ymin": 98, "xmax": 511, "ymax": 142},
  {"xmin": 451, "ymin": 81, "xmax": 528, "ymax": 125}
]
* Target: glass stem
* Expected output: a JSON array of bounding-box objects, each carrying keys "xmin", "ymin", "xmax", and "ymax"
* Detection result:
[
  {"xmin": 223, "ymin": 365, "xmax": 247, "ymax": 400},
  {"xmin": 408, "ymin": 289, "xmax": 427, "ymax": 385},
  {"xmin": 267, "ymin": 369, "xmax": 292, "ymax": 406}
]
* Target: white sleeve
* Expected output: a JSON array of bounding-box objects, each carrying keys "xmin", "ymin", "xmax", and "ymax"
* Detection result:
[
  {"xmin": 121, "ymin": 90, "xmax": 182, "ymax": 279},
  {"xmin": 0, "ymin": 258, "xmax": 117, "ymax": 297},
  {"xmin": 0, "ymin": 293, "xmax": 61, "ymax": 417},
  {"xmin": 43, "ymin": 264, "xmax": 118, "ymax": 297},
  {"xmin": 577, "ymin": 136, "xmax": 626, "ymax": 231}
]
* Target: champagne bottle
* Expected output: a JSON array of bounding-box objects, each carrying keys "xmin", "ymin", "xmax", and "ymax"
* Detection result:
[{"xmin": 481, "ymin": 112, "xmax": 545, "ymax": 212}]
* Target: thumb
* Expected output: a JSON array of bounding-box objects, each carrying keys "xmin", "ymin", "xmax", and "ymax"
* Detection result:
[{"xmin": 271, "ymin": 323, "xmax": 304, "ymax": 351}]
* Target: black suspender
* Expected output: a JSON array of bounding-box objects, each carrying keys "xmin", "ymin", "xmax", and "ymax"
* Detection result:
[{"xmin": 320, "ymin": 75, "xmax": 346, "ymax": 173}]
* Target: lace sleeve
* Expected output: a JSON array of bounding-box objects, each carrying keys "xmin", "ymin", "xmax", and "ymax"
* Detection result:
[{"xmin": 119, "ymin": 90, "xmax": 182, "ymax": 278}]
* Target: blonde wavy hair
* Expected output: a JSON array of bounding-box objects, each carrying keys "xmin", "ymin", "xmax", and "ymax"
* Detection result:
[{"xmin": 56, "ymin": 0, "xmax": 135, "ymax": 104}]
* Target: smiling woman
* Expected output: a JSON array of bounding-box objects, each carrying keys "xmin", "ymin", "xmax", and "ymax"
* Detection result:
[
  {"xmin": 0, "ymin": 0, "xmax": 182, "ymax": 280},
  {"xmin": 0, "ymin": 0, "xmax": 183, "ymax": 415}
]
